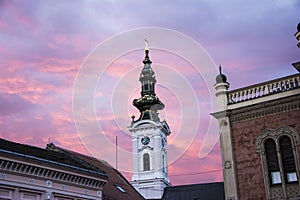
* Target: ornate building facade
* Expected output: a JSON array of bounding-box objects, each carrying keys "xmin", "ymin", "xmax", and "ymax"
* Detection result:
[
  {"xmin": 129, "ymin": 46, "xmax": 171, "ymax": 199},
  {"xmin": 212, "ymin": 66, "xmax": 300, "ymax": 200},
  {"xmin": 0, "ymin": 138, "xmax": 144, "ymax": 200},
  {"xmin": 0, "ymin": 139, "xmax": 107, "ymax": 200},
  {"xmin": 210, "ymin": 22, "xmax": 300, "ymax": 200}
]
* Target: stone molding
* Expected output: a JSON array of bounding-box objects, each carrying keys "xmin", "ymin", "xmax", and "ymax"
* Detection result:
[
  {"xmin": 228, "ymin": 73, "xmax": 300, "ymax": 104},
  {"xmin": 0, "ymin": 158, "xmax": 105, "ymax": 188},
  {"xmin": 229, "ymin": 94, "xmax": 300, "ymax": 123},
  {"xmin": 255, "ymin": 126, "xmax": 300, "ymax": 153},
  {"xmin": 138, "ymin": 146, "xmax": 154, "ymax": 152},
  {"xmin": 129, "ymin": 120, "xmax": 171, "ymax": 135},
  {"xmin": 254, "ymin": 125, "xmax": 300, "ymax": 199}
]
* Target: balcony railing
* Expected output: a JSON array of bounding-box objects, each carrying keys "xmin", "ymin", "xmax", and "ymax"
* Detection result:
[{"xmin": 228, "ymin": 73, "xmax": 300, "ymax": 104}]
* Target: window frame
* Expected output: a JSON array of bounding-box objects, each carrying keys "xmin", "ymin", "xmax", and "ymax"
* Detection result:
[
  {"xmin": 279, "ymin": 136, "xmax": 298, "ymax": 183},
  {"xmin": 264, "ymin": 139, "xmax": 282, "ymax": 185},
  {"xmin": 255, "ymin": 126, "xmax": 300, "ymax": 199},
  {"xmin": 143, "ymin": 153, "xmax": 150, "ymax": 171}
]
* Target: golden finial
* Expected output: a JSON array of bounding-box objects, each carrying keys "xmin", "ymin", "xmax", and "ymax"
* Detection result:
[{"xmin": 145, "ymin": 38, "xmax": 149, "ymax": 50}]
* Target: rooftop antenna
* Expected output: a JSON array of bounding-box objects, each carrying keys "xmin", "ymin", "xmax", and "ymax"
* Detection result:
[{"xmin": 116, "ymin": 135, "xmax": 118, "ymax": 170}]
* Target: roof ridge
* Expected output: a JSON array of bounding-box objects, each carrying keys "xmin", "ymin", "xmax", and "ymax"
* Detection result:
[
  {"xmin": 46, "ymin": 143, "xmax": 114, "ymax": 168},
  {"xmin": 170, "ymin": 181, "xmax": 224, "ymax": 188},
  {"xmin": 0, "ymin": 138, "xmax": 107, "ymax": 178},
  {"xmin": 45, "ymin": 143, "xmax": 109, "ymax": 174}
]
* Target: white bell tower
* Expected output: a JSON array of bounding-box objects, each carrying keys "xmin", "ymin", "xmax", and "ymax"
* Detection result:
[{"xmin": 128, "ymin": 42, "xmax": 171, "ymax": 199}]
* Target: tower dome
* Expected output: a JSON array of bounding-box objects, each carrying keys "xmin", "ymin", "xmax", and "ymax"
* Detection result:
[{"xmin": 216, "ymin": 66, "xmax": 227, "ymax": 83}]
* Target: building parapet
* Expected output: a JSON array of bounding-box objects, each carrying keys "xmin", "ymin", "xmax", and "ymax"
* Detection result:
[{"xmin": 228, "ymin": 73, "xmax": 300, "ymax": 105}]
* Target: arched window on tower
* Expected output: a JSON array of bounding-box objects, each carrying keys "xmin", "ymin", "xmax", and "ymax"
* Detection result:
[
  {"xmin": 143, "ymin": 153, "xmax": 150, "ymax": 171},
  {"xmin": 143, "ymin": 80, "xmax": 149, "ymax": 91},
  {"xmin": 265, "ymin": 139, "xmax": 281, "ymax": 184},
  {"xmin": 280, "ymin": 136, "xmax": 298, "ymax": 183}
]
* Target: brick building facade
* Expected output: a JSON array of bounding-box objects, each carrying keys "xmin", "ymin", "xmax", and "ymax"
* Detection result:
[
  {"xmin": 230, "ymin": 90, "xmax": 300, "ymax": 199},
  {"xmin": 211, "ymin": 23, "xmax": 300, "ymax": 200},
  {"xmin": 212, "ymin": 69, "xmax": 300, "ymax": 200}
]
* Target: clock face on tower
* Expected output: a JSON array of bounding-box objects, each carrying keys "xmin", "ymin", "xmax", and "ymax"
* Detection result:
[{"xmin": 141, "ymin": 136, "xmax": 150, "ymax": 145}]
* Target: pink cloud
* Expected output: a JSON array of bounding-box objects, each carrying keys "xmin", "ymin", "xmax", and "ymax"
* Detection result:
[
  {"xmin": 0, "ymin": 1, "xmax": 39, "ymax": 33},
  {"xmin": 168, "ymin": 143, "xmax": 223, "ymax": 185},
  {"xmin": 0, "ymin": 0, "xmax": 298, "ymax": 187}
]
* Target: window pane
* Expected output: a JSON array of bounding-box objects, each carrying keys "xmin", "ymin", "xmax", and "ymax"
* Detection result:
[
  {"xmin": 0, "ymin": 189, "xmax": 12, "ymax": 199},
  {"xmin": 265, "ymin": 139, "xmax": 281, "ymax": 185},
  {"xmin": 21, "ymin": 192, "xmax": 40, "ymax": 200},
  {"xmin": 287, "ymin": 172, "xmax": 298, "ymax": 182},
  {"xmin": 115, "ymin": 185, "xmax": 126, "ymax": 193},
  {"xmin": 144, "ymin": 84, "xmax": 149, "ymax": 91},
  {"xmin": 143, "ymin": 153, "xmax": 150, "ymax": 171},
  {"xmin": 265, "ymin": 139, "xmax": 280, "ymax": 171},
  {"xmin": 271, "ymin": 171, "xmax": 282, "ymax": 184},
  {"xmin": 280, "ymin": 136, "xmax": 296, "ymax": 173}
]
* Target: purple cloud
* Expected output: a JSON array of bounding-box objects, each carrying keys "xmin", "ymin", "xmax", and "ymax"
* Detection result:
[{"xmin": 0, "ymin": 0, "xmax": 299, "ymax": 186}]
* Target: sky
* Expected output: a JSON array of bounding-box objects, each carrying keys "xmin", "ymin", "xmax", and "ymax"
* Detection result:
[{"xmin": 0, "ymin": 0, "xmax": 299, "ymax": 186}]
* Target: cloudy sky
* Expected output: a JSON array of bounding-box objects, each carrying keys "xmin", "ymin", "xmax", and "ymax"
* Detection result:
[{"xmin": 0, "ymin": 0, "xmax": 299, "ymax": 185}]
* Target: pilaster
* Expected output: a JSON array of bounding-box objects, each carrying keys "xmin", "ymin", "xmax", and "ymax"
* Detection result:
[{"xmin": 212, "ymin": 73, "xmax": 239, "ymax": 200}]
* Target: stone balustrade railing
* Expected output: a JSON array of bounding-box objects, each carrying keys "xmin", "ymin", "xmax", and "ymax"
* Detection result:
[{"xmin": 228, "ymin": 73, "xmax": 300, "ymax": 104}]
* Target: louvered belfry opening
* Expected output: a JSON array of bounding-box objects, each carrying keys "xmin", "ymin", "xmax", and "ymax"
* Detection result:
[
  {"xmin": 280, "ymin": 136, "xmax": 298, "ymax": 183},
  {"xmin": 265, "ymin": 139, "xmax": 281, "ymax": 184}
]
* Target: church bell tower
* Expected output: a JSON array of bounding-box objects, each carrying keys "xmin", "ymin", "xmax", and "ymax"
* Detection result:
[{"xmin": 128, "ymin": 41, "xmax": 171, "ymax": 199}]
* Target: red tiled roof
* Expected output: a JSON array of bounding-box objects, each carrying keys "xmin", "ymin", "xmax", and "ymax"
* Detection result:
[
  {"xmin": 47, "ymin": 144, "xmax": 145, "ymax": 200},
  {"xmin": 0, "ymin": 138, "xmax": 144, "ymax": 200}
]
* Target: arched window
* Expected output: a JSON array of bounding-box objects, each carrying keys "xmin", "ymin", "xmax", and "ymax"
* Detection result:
[
  {"xmin": 143, "ymin": 153, "xmax": 150, "ymax": 171},
  {"xmin": 255, "ymin": 126, "xmax": 300, "ymax": 199},
  {"xmin": 265, "ymin": 139, "xmax": 281, "ymax": 184},
  {"xmin": 280, "ymin": 136, "xmax": 298, "ymax": 183}
]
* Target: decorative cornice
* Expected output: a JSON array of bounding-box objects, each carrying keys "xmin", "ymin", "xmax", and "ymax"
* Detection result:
[
  {"xmin": 129, "ymin": 120, "xmax": 170, "ymax": 135},
  {"xmin": 229, "ymin": 94, "xmax": 300, "ymax": 123},
  {"xmin": 0, "ymin": 148, "xmax": 107, "ymax": 178},
  {"xmin": 0, "ymin": 158, "xmax": 106, "ymax": 188},
  {"xmin": 228, "ymin": 73, "xmax": 300, "ymax": 104},
  {"xmin": 138, "ymin": 146, "xmax": 153, "ymax": 152},
  {"xmin": 210, "ymin": 110, "xmax": 229, "ymax": 119}
]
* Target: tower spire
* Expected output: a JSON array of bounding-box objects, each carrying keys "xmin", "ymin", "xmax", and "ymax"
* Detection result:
[
  {"xmin": 129, "ymin": 41, "xmax": 171, "ymax": 199},
  {"xmin": 143, "ymin": 38, "xmax": 152, "ymax": 65},
  {"xmin": 132, "ymin": 42, "xmax": 164, "ymax": 122}
]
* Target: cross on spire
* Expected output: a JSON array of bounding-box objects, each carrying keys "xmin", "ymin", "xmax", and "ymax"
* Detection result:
[{"xmin": 145, "ymin": 38, "xmax": 149, "ymax": 50}]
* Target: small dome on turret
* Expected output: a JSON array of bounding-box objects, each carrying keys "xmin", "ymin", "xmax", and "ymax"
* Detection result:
[{"xmin": 216, "ymin": 66, "xmax": 227, "ymax": 83}]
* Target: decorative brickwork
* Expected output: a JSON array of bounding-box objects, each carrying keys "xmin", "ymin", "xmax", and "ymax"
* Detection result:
[{"xmin": 230, "ymin": 98, "xmax": 300, "ymax": 200}]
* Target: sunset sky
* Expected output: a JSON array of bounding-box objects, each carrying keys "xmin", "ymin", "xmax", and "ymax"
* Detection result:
[{"xmin": 0, "ymin": 0, "xmax": 299, "ymax": 185}]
